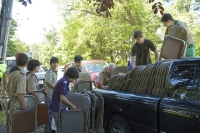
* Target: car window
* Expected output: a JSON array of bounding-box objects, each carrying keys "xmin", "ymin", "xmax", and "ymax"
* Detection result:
[
  {"xmin": 85, "ymin": 62, "xmax": 107, "ymax": 72},
  {"xmin": 167, "ymin": 64, "xmax": 196, "ymax": 101}
]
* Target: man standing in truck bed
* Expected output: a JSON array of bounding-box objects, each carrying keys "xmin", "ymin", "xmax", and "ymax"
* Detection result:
[{"xmin": 131, "ymin": 30, "xmax": 159, "ymax": 67}]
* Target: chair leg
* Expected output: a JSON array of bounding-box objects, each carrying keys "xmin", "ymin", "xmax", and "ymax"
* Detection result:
[{"xmin": 47, "ymin": 123, "xmax": 52, "ymax": 133}]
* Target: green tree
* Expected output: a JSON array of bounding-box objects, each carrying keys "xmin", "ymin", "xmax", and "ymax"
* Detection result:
[
  {"xmin": 7, "ymin": 19, "xmax": 29, "ymax": 57},
  {"xmin": 53, "ymin": 0, "xmax": 161, "ymax": 65}
]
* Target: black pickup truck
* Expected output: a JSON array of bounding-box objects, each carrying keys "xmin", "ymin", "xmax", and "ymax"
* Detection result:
[{"xmin": 92, "ymin": 58, "xmax": 200, "ymax": 133}]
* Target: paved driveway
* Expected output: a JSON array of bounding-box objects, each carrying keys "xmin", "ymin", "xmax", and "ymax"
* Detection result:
[{"xmin": 0, "ymin": 124, "xmax": 5, "ymax": 133}]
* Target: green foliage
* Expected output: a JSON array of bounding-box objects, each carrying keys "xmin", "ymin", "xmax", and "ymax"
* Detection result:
[
  {"xmin": 0, "ymin": 112, "xmax": 4, "ymax": 124},
  {"xmin": 7, "ymin": 19, "xmax": 30, "ymax": 57},
  {"xmin": 43, "ymin": 27, "xmax": 59, "ymax": 45},
  {"xmin": 32, "ymin": 0, "xmax": 200, "ymax": 66},
  {"xmin": 48, "ymin": 0, "xmax": 161, "ymax": 65}
]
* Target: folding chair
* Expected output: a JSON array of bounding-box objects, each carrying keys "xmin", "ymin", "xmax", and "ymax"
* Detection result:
[
  {"xmin": 35, "ymin": 90, "xmax": 52, "ymax": 133},
  {"xmin": 165, "ymin": 25, "xmax": 187, "ymax": 42},
  {"xmin": 160, "ymin": 35, "xmax": 186, "ymax": 59},
  {"xmin": 94, "ymin": 93, "xmax": 104, "ymax": 133},
  {"xmin": 7, "ymin": 95, "xmax": 37, "ymax": 133},
  {"xmin": 160, "ymin": 25, "xmax": 187, "ymax": 60},
  {"xmin": 86, "ymin": 93, "xmax": 96, "ymax": 133},
  {"xmin": 59, "ymin": 93, "xmax": 91, "ymax": 133},
  {"xmin": 108, "ymin": 66, "xmax": 129, "ymax": 89},
  {"xmin": 76, "ymin": 72, "xmax": 92, "ymax": 93}
]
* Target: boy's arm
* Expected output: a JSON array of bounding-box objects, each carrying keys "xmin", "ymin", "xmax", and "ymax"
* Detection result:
[
  {"xmin": 131, "ymin": 56, "xmax": 136, "ymax": 67},
  {"xmin": 60, "ymin": 95, "xmax": 76, "ymax": 110},
  {"xmin": 46, "ymin": 82, "xmax": 55, "ymax": 88},
  {"xmin": 17, "ymin": 76, "xmax": 27, "ymax": 109},
  {"xmin": 18, "ymin": 94, "xmax": 27, "ymax": 109},
  {"xmin": 30, "ymin": 91, "xmax": 41, "ymax": 104},
  {"xmin": 153, "ymin": 50, "xmax": 159, "ymax": 62},
  {"xmin": 45, "ymin": 72, "xmax": 55, "ymax": 88}
]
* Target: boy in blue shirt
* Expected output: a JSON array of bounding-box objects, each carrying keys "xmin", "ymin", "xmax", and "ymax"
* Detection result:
[{"xmin": 49, "ymin": 67, "xmax": 79, "ymax": 132}]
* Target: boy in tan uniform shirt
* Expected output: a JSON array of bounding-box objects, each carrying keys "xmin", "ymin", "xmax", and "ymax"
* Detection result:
[
  {"xmin": 43, "ymin": 56, "xmax": 59, "ymax": 132},
  {"xmin": 26, "ymin": 59, "xmax": 41, "ymax": 103},
  {"xmin": 0, "ymin": 53, "xmax": 28, "ymax": 128},
  {"xmin": 44, "ymin": 57, "xmax": 59, "ymax": 102}
]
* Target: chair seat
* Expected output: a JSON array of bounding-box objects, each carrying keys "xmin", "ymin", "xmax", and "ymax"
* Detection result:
[
  {"xmin": 11, "ymin": 107, "xmax": 36, "ymax": 133},
  {"xmin": 37, "ymin": 103, "xmax": 49, "ymax": 126},
  {"xmin": 161, "ymin": 36, "xmax": 186, "ymax": 59}
]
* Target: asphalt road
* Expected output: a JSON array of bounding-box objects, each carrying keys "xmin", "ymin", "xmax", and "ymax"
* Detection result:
[{"xmin": 0, "ymin": 124, "xmax": 5, "ymax": 133}]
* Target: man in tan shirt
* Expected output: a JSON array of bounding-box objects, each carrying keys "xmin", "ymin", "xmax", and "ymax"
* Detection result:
[
  {"xmin": 97, "ymin": 63, "xmax": 116, "ymax": 89},
  {"xmin": 1, "ymin": 53, "xmax": 28, "ymax": 126}
]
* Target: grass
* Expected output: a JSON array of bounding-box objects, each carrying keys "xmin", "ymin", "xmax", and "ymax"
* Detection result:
[{"xmin": 0, "ymin": 111, "xmax": 5, "ymax": 125}]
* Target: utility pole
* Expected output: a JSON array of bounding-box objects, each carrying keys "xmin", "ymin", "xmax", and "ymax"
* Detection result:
[{"xmin": 0, "ymin": 0, "xmax": 14, "ymax": 61}]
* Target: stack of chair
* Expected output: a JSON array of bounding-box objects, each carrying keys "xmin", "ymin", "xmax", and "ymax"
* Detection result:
[
  {"xmin": 35, "ymin": 90, "xmax": 52, "ymax": 133},
  {"xmin": 59, "ymin": 93, "xmax": 91, "ymax": 133}
]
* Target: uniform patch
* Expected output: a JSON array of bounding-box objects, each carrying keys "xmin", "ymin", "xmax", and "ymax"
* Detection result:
[
  {"xmin": 63, "ymin": 81, "xmax": 67, "ymax": 83},
  {"xmin": 31, "ymin": 76, "xmax": 35, "ymax": 79},
  {"xmin": 48, "ymin": 69, "xmax": 51, "ymax": 72}
]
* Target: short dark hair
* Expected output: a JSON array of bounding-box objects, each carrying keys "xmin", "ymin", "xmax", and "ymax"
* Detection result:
[
  {"xmin": 74, "ymin": 55, "xmax": 83, "ymax": 62},
  {"xmin": 161, "ymin": 13, "xmax": 173, "ymax": 22},
  {"xmin": 27, "ymin": 59, "xmax": 40, "ymax": 71},
  {"xmin": 64, "ymin": 67, "xmax": 79, "ymax": 79},
  {"xmin": 50, "ymin": 57, "xmax": 59, "ymax": 65},
  {"xmin": 16, "ymin": 53, "xmax": 28, "ymax": 66},
  {"xmin": 133, "ymin": 30, "xmax": 143, "ymax": 39}
]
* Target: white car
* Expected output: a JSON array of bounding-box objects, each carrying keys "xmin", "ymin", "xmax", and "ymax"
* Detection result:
[{"xmin": 57, "ymin": 66, "xmax": 65, "ymax": 80}]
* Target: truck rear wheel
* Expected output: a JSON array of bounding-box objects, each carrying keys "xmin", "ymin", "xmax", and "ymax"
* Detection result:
[{"xmin": 108, "ymin": 114, "xmax": 133, "ymax": 133}]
